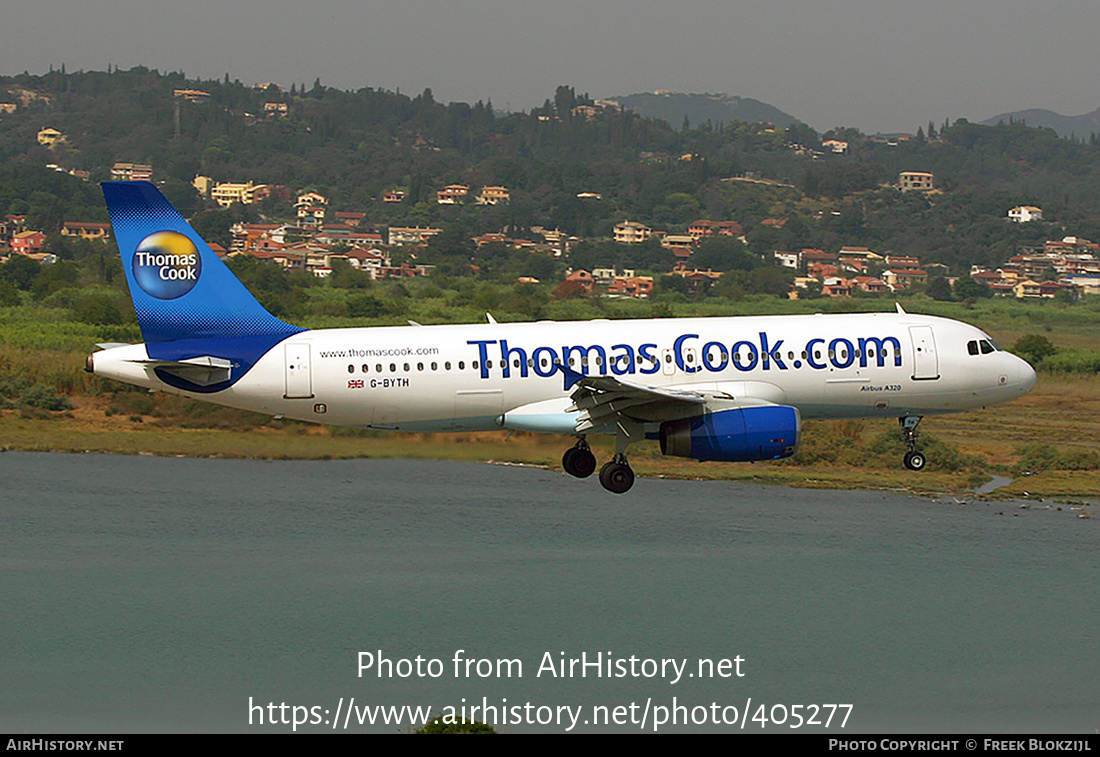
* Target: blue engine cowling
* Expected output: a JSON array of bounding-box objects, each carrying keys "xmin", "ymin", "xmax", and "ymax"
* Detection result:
[{"xmin": 659, "ymin": 405, "xmax": 800, "ymax": 462}]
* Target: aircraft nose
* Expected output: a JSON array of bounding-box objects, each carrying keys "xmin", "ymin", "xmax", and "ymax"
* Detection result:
[{"xmin": 1016, "ymin": 356, "xmax": 1037, "ymax": 394}]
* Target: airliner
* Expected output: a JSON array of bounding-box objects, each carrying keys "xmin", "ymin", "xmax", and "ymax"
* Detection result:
[{"xmin": 87, "ymin": 182, "xmax": 1037, "ymax": 493}]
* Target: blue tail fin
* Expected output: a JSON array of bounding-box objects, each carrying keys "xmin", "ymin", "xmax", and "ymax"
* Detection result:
[
  {"xmin": 103, "ymin": 181, "xmax": 300, "ymax": 344},
  {"xmin": 102, "ymin": 181, "xmax": 304, "ymax": 392}
]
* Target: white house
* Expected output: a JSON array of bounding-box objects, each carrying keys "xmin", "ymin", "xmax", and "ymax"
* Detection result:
[{"xmin": 1007, "ymin": 206, "xmax": 1043, "ymax": 223}]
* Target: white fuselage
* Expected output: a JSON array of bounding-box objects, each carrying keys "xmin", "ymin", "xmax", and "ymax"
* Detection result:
[{"xmin": 91, "ymin": 311, "xmax": 1036, "ymax": 436}]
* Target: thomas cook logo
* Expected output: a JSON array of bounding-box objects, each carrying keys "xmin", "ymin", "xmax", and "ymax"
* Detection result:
[{"xmin": 132, "ymin": 231, "xmax": 202, "ymax": 299}]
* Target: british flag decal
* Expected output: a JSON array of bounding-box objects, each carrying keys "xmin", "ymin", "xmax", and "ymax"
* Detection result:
[{"xmin": 347, "ymin": 379, "xmax": 364, "ymax": 389}]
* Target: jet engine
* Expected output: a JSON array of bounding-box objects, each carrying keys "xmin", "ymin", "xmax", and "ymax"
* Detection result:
[{"xmin": 659, "ymin": 405, "xmax": 800, "ymax": 462}]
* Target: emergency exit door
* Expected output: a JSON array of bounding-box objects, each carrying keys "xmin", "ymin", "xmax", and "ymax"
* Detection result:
[{"xmin": 284, "ymin": 343, "xmax": 314, "ymax": 398}]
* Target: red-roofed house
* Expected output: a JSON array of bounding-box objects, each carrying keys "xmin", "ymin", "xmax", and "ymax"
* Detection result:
[
  {"xmin": 687, "ymin": 219, "xmax": 743, "ymax": 242},
  {"xmin": 11, "ymin": 230, "xmax": 46, "ymax": 255}
]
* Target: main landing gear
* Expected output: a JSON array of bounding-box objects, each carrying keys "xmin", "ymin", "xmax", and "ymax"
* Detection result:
[
  {"xmin": 562, "ymin": 438, "xmax": 597, "ymax": 479},
  {"xmin": 598, "ymin": 455, "xmax": 635, "ymax": 494},
  {"xmin": 899, "ymin": 416, "xmax": 927, "ymax": 471},
  {"xmin": 562, "ymin": 423, "xmax": 643, "ymax": 494}
]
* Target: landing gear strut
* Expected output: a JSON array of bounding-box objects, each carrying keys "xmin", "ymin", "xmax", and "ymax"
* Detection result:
[
  {"xmin": 597, "ymin": 420, "xmax": 643, "ymax": 494},
  {"xmin": 599, "ymin": 455, "xmax": 635, "ymax": 494},
  {"xmin": 561, "ymin": 422, "xmax": 642, "ymax": 493},
  {"xmin": 562, "ymin": 437, "xmax": 597, "ymax": 479},
  {"xmin": 899, "ymin": 416, "xmax": 927, "ymax": 471}
]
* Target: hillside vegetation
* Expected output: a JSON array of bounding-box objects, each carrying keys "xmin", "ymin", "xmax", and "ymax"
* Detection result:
[{"xmin": 7, "ymin": 67, "xmax": 1100, "ymax": 270}]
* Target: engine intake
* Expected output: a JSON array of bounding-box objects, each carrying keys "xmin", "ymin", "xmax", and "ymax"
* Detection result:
[{"xmin": 659, "ymin": 405, "xmax": 800, "ymax": 462}]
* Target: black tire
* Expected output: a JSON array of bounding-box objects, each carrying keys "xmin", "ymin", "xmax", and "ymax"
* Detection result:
[
  {"xmin": 563, "ymin": 447, "xmax": 596, "ymax": 478},
  {"xmin": 904, "ymin": 450, "xmax": 927, "ymax": 471},
  {"xmin": 598, "ymin": 461, "xmax": 635, "ymax": 494}
]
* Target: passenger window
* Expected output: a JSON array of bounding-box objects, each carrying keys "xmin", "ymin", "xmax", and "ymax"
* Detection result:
[{"xmin": 347, "ymin": 365, "xmax": 354, "ymax": 374}]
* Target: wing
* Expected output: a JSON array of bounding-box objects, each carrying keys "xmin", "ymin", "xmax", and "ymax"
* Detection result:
[{"xmin": 562, "ymin": 366, "xmax": 709, "ymax": 432}]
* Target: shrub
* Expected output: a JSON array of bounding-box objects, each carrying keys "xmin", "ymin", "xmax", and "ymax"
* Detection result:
[
  {"xmin": 18, "ymin": 384, "xmax": 74, "ymax": 412},
  {"xmin": 1013, "ymin": 444, "xmax": 1100, "ymax": 474}
]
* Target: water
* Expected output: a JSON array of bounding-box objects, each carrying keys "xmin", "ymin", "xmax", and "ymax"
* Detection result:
[
  {"xmin": 1, "ymin": 452, "xmax": 1096, "ymax": 733},
  {"xmin": 975, "ymin": 474, "xmax": 1015, "ymax": 495}
]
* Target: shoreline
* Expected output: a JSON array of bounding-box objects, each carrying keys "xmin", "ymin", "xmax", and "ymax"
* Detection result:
[{"xmin": 3, "ymin": 411, "xmax": 1097, "ymax": 508}]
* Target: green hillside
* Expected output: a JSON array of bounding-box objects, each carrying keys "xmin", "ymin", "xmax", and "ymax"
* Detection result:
[{"xmin": 6, "ymin": 67, "xmax": 1100, "ymax": 281}]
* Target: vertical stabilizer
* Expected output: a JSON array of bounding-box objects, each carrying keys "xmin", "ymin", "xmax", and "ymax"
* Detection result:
[
  {"xmin": 102, "ymin": 181, "xmax": 301, "ymax": 345},
  {"xmin": 102, "ymin": 181, "xmax": 304, "ymax": 393}
]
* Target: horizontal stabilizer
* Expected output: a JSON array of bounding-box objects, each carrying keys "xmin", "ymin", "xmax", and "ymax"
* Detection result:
[{"xmin": 127, "ymin": 355, "xmax": 234, "ymax": 387}]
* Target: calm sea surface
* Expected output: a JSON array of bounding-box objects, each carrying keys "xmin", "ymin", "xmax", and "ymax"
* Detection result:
[{"xmin": 1, "ymin": 451, "xmax": 1096, "ymax": 733}]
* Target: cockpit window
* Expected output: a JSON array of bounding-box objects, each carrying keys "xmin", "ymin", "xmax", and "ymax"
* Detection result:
[{"xmin": 968, "ymin": 338, "xmax": 1002, "ymax": 356}]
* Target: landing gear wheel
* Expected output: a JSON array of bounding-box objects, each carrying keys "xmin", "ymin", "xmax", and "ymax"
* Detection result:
[
  {"xmin": 899, "ymin": 416, "xmax": 926, "ymax": 472},
  {"xmin": 562, "ymin": 445, "xmax": 596, "ymax": 479},
  {"xmin": 599, "ymin": 459, "xmax": 635, "ymax": 494}
]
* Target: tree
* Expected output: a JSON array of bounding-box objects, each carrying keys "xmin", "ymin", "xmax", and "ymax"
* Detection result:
[
  {"xmin": 927, "ymin": 276, "xmax": 954, "ymax": 301},
  {"xmin": 801, "ymin": 279, "xmax": 823, "ymax": 299},
  {"xmin": 0, "ymin": 254, "xmax": 42, "ymax": 290},
  {"xmin": 1011, "ymin": 334, "xmax": 1058, "ymax": 367},
  {"xmin": 692, "ymin": 236, "xmax": 753, "ymax": 272},
  {"xmin": 413, "ymin": 714, "xmax": 496, "ymax": 734},
  {"xmin": 554, "ymin": 85, "xmax": 576, "ymax": 120},
  {"xmin": 953, "ymin": 276, "xmax": 992, "ymax": 300}
]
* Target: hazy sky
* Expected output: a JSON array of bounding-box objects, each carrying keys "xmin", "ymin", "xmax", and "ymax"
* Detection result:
[{"xmin": 5, "ymin": 0, "xmax": 1100, "ymax": 133}]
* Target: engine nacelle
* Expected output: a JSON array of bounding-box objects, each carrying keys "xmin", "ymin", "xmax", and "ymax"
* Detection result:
[{"xmin": 659, "ymin": 405, "xmax": 800, "ymax": 462}]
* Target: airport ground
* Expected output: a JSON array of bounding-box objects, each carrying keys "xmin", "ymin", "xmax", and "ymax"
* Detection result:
[{"xmin": 1, "ymin": 372, "xmax": 1097, "ymax": 504}]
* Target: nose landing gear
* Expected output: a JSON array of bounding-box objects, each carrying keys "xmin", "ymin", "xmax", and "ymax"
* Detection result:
[{"xmin": 900, "ymin": 416, "xmax": 927, "ymax": 471}]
